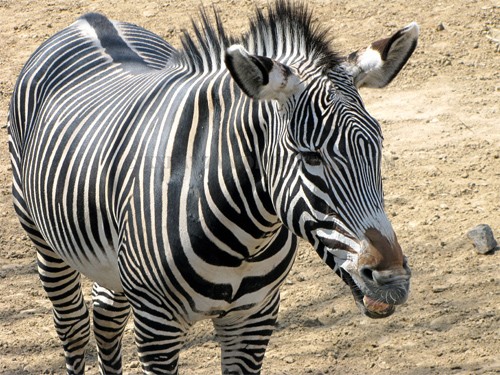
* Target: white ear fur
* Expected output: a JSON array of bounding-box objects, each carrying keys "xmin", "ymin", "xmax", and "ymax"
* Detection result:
[
  {"xmin": 344, "ymin": 22, "xmax": 419, "ymax": 88},
  {"xmin": 225, "ymin": 44, "xmax": 302, "ymax": 102}
]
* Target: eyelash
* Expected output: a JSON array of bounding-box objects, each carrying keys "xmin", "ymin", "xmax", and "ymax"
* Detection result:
[{"xmin": 301, "ymin": 151, "xmax": 322, "ymax": 166}]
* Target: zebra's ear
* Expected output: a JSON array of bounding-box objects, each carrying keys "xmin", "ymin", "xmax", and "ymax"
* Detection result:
[
  {"xmin": 225, "ymin": 45, "xmax": 302, "ymax": 101},
  {"xmin": 344, "ymin": 22, "xmax": 419, "ymax": 88}
]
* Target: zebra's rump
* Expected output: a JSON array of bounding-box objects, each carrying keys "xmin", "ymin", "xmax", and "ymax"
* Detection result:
[{"xmin": 7, "ymin": 13, "xmax": 178, "ymax": 290}]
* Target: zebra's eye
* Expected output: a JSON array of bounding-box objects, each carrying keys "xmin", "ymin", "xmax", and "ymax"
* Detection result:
[{"xmin": 301, "ymin": 151, "xmax": 322, "ymax": 166}]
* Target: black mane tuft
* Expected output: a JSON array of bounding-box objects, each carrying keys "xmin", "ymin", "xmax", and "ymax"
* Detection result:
[{"xmin": 178, "ymin": 0, "xmax": 340, "ymax": 72}]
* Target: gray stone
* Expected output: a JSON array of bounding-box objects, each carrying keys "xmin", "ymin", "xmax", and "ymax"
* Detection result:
[{"xmin": 467, "ymin": 224, "xmax": 497, "ymax": 254}]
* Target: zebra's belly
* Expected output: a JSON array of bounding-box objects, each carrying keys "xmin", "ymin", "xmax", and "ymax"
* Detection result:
[
  {"xmin": 31, "ymin": 210, "xmax": 123, "ymax": 291},
  {"xmin": 68, "ymin": 251, "xmax": 123, "ymax": 292},
  {"xmin": 26, "ymin": 206, "xmax": 124, "ymax": 291}
]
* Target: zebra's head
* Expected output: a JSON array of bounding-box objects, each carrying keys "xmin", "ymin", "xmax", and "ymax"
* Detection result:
[{"xmin": 225, "ymin": 5, "xmax": 418, "ymax": 319}]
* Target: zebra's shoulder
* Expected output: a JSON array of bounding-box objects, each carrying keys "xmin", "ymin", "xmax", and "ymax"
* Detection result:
[{"xmin": 77, "ymin": 13, "xmax": 177, "ymax": 71}]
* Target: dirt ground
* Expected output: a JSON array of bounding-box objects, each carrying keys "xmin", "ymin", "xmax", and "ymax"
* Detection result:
[{"xmin": 0, "ymin": 0, "xmax": 499, "ymax": 374}]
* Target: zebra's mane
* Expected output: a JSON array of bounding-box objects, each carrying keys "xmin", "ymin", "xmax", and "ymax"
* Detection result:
[{"xmin": 178, "ymin": 0, "xmax": 340, "ymax": 72}]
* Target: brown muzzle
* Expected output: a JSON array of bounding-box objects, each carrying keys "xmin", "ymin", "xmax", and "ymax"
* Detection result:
[{"xmin": 359, "ymin": 228, "xmax": 410, "ymax": 286}]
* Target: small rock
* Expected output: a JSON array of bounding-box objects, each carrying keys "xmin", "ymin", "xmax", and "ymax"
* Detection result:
[
  {"xmin": 378, "ymin": 361, "xmax": 390, "ymax": 370},
  {"xmin": 432, "ymin": 285, "xmax": 448, "ymax": 293},
  {"xmin": 283, "ymin": 356, "xmax": 295, "ymax": 363},
  {"xmin": 129, "ymin": 361, "xmax": 141, "ymax": 369},
  {"xmin": 436, "ymin": 22, "xmax": 445, "ymax": 31},
  {"xmin": 467, "ymin": 224, "xmax": 497, "ymax": 254},
  {"xmin": 296, "ymin": 274, "xmax": 306, "ymax": 282},
  {"xmin": 303, "ymin": 318, "xmax": 324, "ymax": 327},
  {"xmin": 430, "ymin": 315, "xmax": 456, "ymax": 331},
  {"xmin": 143, "ymin": 10, "xmax": 157, "ymax": 18},
  {"xmin": 20, "ymin": 308, "xmax": 38, "ymax": 315}
]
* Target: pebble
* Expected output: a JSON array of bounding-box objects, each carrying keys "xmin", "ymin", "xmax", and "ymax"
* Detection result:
[
  {"xmin": 303, "ymin": 318, "xmax": 324, "ymax": 327},
  {"xmin": 143, "ymin": 10, "xmax": 157, "ymax": 18},
  {"xmin": 467, "ymin": 224, "xmax": 497, "ymax": 254},
  {"xmin": 129, "ymin": 361, "xmax": 141, "ymax": 369},
  {"xmin": 20, "ymin": 308, "xmax": 38, "ymax": 315},
  {"xmin": 432, "ymin": 285, "xmax": 448, "ymax": 293},
  {"xmin": 430, "ymin": 315, "xmax": 456, "ymax": 331},
  {"xmin": 436, "ymin": 22, "xmax": 445, "ymax": 31}
]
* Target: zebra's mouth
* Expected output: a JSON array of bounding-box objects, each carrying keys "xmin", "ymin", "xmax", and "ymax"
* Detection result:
[
  {"xmin": 336, "ymin": 267, "xmax": 395, "ymax": 319},
  {"xmin": 362, "ymin": 295, "xmax": 395, "ymax": 317}
]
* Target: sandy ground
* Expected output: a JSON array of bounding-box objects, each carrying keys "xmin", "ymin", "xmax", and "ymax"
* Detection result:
[{"xmin": 0, "ymin": 0, "xmax": 499, "ymax": 374}]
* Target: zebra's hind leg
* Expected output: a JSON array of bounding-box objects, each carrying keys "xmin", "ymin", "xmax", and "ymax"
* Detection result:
[
  {"xmin": 37, "ymin": 246, "xmax": 91, "ymax": 374},
  {"xmin": 92, "ymin": 283, "xmax": 131, "ymax": 375},
  {"xmin": 213, "ymin": 292, "xmax": 281, "ymax": 375}
]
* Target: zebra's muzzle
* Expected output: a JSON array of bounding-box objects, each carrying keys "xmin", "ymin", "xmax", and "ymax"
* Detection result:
[{"xmin": 315, "ymin": 226, "xmax": 409, "ymax": 318}]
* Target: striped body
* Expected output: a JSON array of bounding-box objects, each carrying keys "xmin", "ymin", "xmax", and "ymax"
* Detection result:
[
  {"xmin": 11, "ymin": 12, "xmax": 293, "ymax": 314},
  {"xmin": 9, "ymin": 2, "xmax": 418, "ymax": 373}
]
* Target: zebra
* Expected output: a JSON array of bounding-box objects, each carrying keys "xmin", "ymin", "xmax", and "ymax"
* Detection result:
[{"xmin": 8, "ymin": 1, "xmax": 418, "ymax": 374}]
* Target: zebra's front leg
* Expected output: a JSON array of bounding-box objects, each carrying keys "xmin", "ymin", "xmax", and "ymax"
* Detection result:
[
  {"xmin": 213, "ymin": 292, "xmax": 280, "ymax": 375},
  {"xmin": 92, "ymin": 283, "xmax": 131, "ymax": 374},
  {"xmin": 127, "ymin": 298, "xmax": 190, "ymax": 374},
  {"xmin": 37, "ymin": 247, "xmax": 90, "ymax": 374}
]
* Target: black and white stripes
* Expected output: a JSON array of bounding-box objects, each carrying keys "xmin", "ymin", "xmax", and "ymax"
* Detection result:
[{"xmin": 9, "ymin": 1, "xmax": 417, "ymax": 373}]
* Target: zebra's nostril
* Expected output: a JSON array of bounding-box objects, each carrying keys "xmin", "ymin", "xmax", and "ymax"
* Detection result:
[
  {"xmin": 403, "ymin": 257, "xmax": 411, "ymax": 273},
  {"xmin": 360, "ymin": 267, "xmax": 375, "ymax": 282},
  {"xmin": 365, "ymin": 268, "xmax": 411, "ymax": 286}
]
